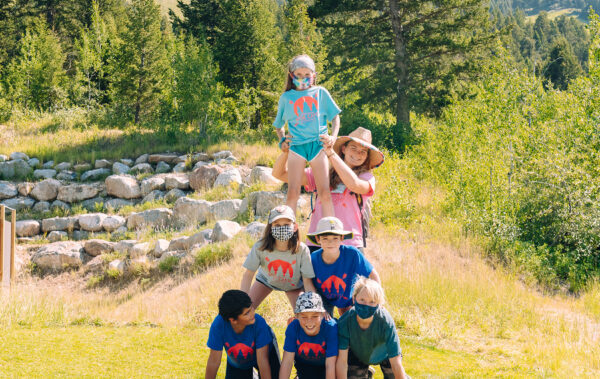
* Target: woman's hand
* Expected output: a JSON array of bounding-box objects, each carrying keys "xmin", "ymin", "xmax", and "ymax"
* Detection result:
[
  {"xmin": 320, "ymin": 134, "xmax": 335, "ymax": 156},
  {"xmin": 280, "ymin": 134, "xmax": 292, "ymax": 152}
]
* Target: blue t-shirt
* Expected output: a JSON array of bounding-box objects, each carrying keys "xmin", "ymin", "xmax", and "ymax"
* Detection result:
[
  {"xmin": 337, "ymin": 307, "xmax": 402, "ymax": 365},
  {"xmin": 273, "ymin": 86, "xmax": 341, "ymax": 146},
  {"xmin": 283, "ymin": 318, "xmax": 338, "ymax": 366},
  {"xmin": 207, "ymin": 313, "xmax": 273, "ymax": 369},
  {"xmin": 311, "ymin": 245, "xmax": 373, "ymax": 309}
]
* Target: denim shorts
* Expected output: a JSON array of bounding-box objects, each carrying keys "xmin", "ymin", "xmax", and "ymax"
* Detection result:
[{"xmin": 290, "ymin": 140, "xmax": 323, "ymax": 162}]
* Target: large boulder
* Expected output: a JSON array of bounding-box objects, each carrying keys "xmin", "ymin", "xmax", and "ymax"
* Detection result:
[
  {"xmin": 32, "ymin": 242, "xmax": 88, "ymax": 271},
  {"xmin": 108, "ymin": 259, "xmax": 126, "ymax": 274},
  {"xmin": 211, "ymin": 199, "xmax": 243, "ymax": 221},
  {"xmin": 211, "ymin": 220, "xmax": 242, "ymax": 242},
  {"xmin": 149, "ymin": 153, "xmax": 180, "ymax": 164},
  {"xmin": 114, "ymin": 240, "xmax": 137, "ymax": 254},
  {"xmin": 17, "ymin": 182, "xmax": 34, "ymax": 197},
  {"xmin": 104, "ymin": 198, "xmax": 134, "ymax": 210},
  {"xmin": 51, "ymin": 200, "xmax": 71, "ymax": 211},
  {"xmin": 81, "ymin": 197, "xmax": 105, "ymax": 211},
  {"xmin": 55, "ymin": 162, "xmax": 71, "ymax": 171},
  {"xmin": 172, "ymin": 162, "xmax": 186, "ymax": 173},
  {"xmin": 57, "ymin": 183, "xmax": 99, "ymax": 203},
  {"xmin": 168, "ymin": 232, "xmax": 206, "ymax": 251},
  {"xmin": 164, "ymin": 174, "xmax": 190, "ymax": 190},
  {"xmin": 112, "ymin": 162, "xmax": 131, "ymax": 175},
  {"xmin": 81, "ymin": 168, "xmax": 111, "ymax": 181},
  {"xmin": 10, "ymin": 152, "xmax": 29, "ymax": 161},
  {"xmin": 47, "ymin": 231, "xmax": 68, "ymax": 242},
  {"xmin": 254, "ymin": 191, "xmax": 286, "ymax": 217},
  {"xmin": 214, "ymin": 169, "xmax": 242, "ymax": 187},
  {"xmin": 94, "ymin": 159, "xmax": 112, "ymax": 169},
  {"xmin": 130, "ymin": 163, "xmax": 153, "ymax": 175},
  {"xmin": 30, "ymin": 179, "xmax": 62, "ymax": 201},
  {"xmin": 212, "ymin": 150, "xmax": 232, "ymax": 160},
  {"xmin": 250, "ymin": 166, "xmax": 281, "ymax": 186},
  {"xmin": 1, "ymin": 197, "xmax": 35, "ymax": 211},
  {"xmin": 0, "ymin": 159, "xmax": 32, "ymax": 178},
  {"xmin": 16, "ymin": 220, "xmax": 41, "ymax": 237},
  {"xmin": 164, "ymin": 188, "xmax": 186, "ymax": 202},
  {"xmin": 244, "ymin": 222, "xmax": 266, "ymax": 239},
  {"xmin": 105, "ymin": 175, "xmax": 141, "ymax": 199},
  {"xmin": 78, "ymin": 213, "xmax": 107, "ymax": 232},
  {"xmin": 41, "ymin": 160, "xmax": 54, "ymax": 169},
  {"xmin": 56, "ymin": 171, "xmax": 77, "ymax": 181},
  {"xmin": 0, "ymin": 181, "xmax": 17, "ymax": 199},
  {"xmin": 189, "ymin": 164, "xmax": 226, "ymax": 190},
  {"xmin": 130, "ymin": 242, "xmax": 151, "ymax": 258},
  {"xmin": 141, "ymin": 177, "xmax": 165, "ymax": 196},
  {"xmin": 142, "ymin": 190, "xmax": 165, "ymax": 203},
  {"xmin": 173, "ymin": 197, "xmax": 212, "ymax": 225},
  {"xmin": 102, "ymin": 215, "xmax": 126, "ymax": 232},
  {"xmin": 135, "ymin": 154, "xmax": 149, "ymax": 165},
  {"xmin": 84, "ymin": 239, "xmax": 116, "ymax": 256},
  {"xmin": 42, "ymin": 216, "xmax": 79, "ymax": 232},
  {"xmin": 126, "ymin": 208, "xmax": 173, "ymax": 230},
  {"xmin": 28, "ymin": 158, "xmax": 40, "ymax": 168},
  {"xmin": 155, "ymin": 161, "xmax": 171, "ymax": 173},
  {"xmin": 152, "ymin": 239, "xmax": 170, "ymax": 257},
  {"xmin": 33, "ymin": 201, "xmax": 50, "ymax": 213},
  {"xmin": 33, "ymin": 169, "xmax": 56, "ymax": 179}
]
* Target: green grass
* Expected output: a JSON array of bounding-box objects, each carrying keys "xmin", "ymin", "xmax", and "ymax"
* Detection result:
[{"xmin": 0, "ymin": 325, "xmax": 544, "ymax": 378}]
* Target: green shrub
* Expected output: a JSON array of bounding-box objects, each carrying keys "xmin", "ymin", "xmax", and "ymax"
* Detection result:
[
  {"xmin": 158, "ymin": 256, "xmax": 179, "ymax": 273},
  {"xmin": 193, "ymin": 243, "xmax": 234, "ymax": 271}
]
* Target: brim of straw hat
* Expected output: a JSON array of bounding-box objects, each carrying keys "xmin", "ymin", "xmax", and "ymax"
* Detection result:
[
  {"xmin": 333, "ymin": 136, "xmax": 385, "ymax": 169},
  {"xmin": 306, "ymin": 230, "xmax": 354, "ymax": 245}
]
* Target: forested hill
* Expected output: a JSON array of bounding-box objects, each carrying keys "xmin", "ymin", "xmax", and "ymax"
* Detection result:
[{"xmin": 493, "ymin": 0, "xmax": 600, "ymax": 19}]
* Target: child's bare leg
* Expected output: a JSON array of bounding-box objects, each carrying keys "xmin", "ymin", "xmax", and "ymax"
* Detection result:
[
  {"xmin": 248, "ymin": 281, "xmax": 273, "ymax": 309},
  {"xmin": 286, "ymin": 152, "xmax": 306, "ymax": 212},
  {"xmin": 310, "ymin": 151, "xmax": 334, "ymax": 217},
  {"xmin": 284, "ymin": 288, "xmax": 303, "ymax": 310}
]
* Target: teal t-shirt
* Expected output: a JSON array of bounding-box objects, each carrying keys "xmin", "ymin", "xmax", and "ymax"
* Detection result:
[
  {"xmin": 337, "ymin": 306, "xmax": 402, "ymax": 365},
  {"xmin": 273, "ymin": 86, "xmax": 341, "ymax": 146}
]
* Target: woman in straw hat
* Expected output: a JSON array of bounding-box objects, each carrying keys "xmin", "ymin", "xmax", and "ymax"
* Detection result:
[{"xmin": 273, "ymin": 127, "xmax": 384, "ymax": 253}]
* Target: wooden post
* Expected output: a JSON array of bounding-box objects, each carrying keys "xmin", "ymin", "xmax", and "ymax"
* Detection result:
[
  {"xmin": 11, "ymin": 209, "xmax": 16, "ymax": 282},
  {"xmin": 0, "ymin": 205, "xmax": 4, "ymax": 283}
]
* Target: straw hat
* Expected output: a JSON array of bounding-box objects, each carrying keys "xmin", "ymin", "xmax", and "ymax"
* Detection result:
[
  {"xmin": 306, "ymin": 217, "xmax": 353, "ymax": 245},
  {"xmin": 333, "ymin": 127, "xmax": 385, "ymax": 169}
]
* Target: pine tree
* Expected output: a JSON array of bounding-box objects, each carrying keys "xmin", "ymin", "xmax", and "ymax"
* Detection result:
[
  {"xmin": 542, "ymin": 37, "xmax": 583, "ymax": 90},
  {"xmin": 5, "ymin": 18, "xmax": 66, "ymax": 110},
  {"xmin": 112, "ymin": 0, "xmax": 169, "ymax": 124},
  {"xmin": 309, "ymin": 0, "xmax": 494, "ymax": 147},
  {"xmin": 281, "ymin": 0, "xmax": 325, "ymax": 70}
]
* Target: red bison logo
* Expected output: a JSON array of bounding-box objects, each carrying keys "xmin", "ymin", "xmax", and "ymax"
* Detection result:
[
  {"xmin": 265, "ymin": 257, "xmax": 295, "ymax": 277},
  {"xmin": 225, "ymin": 342, "xmax": 255, "ymax": 359},
  {"xmin": 297, "ymin": 340, "xmax": 326, "ymax": 357},
  {"xmin": 317, "ymin": 274, "xmax": 347, "ymax": 294},
  {"xmin": 290, "ymin": 95, "xmax": 318, "ymax": 116}
]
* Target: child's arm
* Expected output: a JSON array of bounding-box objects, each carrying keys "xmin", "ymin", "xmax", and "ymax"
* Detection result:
[
  {"xmin": 240, "ymin": 269, "xmax": 256, "ymax": 293},
  {"xmin": 302, "ymin": 275, "xmax": 317, "ymax": 293},
  {"xmin": 325, "ymin": 148, "xmax": 372, "ymax": 194},
  {"xmin": 369, "ymin": 268, "xmax": 381, "ymax": 284},
  {"xmin": 279, "ymin": 351, "xmax": 295, "ymax": 379},
  {"xmin": 256, "ymin": 344, "xmax": 272, "ymax": 379},
  {"xmin": 205, "ymin": 349, "xmax": 222, "ymax": 379},
  {"xmin": 336, "ymin": 349, "xmax": 349, "ymax": 379},
  {"xmin": 389, "ymin": 354, "xmax": 408, "ymax": 379},
  {"xmin": 325, "ymin": 356, "xmax": 337, "ymax": 379}
]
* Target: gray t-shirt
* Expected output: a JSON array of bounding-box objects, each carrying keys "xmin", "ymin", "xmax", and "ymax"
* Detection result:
[{"xmin": 243, "ymin": 241, "xmax": 315, "ymax": 291}]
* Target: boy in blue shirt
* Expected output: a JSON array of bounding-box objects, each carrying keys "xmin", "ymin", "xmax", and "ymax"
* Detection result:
[
  {"xmin": 280, "ymin": 292, "xmax": 338, "ymax": 379},
  {"xmin": 206, "ymin": 290, "xmax": 281, "ymax": 379},
  {"xmin": 307, "ymin": 217, "xmax": 381, "ymax": 317}
]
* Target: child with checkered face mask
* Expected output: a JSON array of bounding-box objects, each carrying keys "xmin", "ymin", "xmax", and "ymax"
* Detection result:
[{"xmin": 241, "ymin": 205, "xmax": 317, "ymax": 311}]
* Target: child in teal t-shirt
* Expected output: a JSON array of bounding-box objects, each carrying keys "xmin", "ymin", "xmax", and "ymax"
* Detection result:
[
  {"xmin": 274, "ymin": 54, "xmax": 340, "ymax": 219},
  {"xmin": 336, "ymin": 277, "xmax": 409, "ymax": 379}
]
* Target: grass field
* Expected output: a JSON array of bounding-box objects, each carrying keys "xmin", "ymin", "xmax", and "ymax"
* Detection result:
[{"xmin": 3, "ymin": 120, "xmax": 600, "ymax": 377}]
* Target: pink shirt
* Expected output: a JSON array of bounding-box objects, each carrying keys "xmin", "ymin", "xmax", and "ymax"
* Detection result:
[{"xmin": 304, "ymin": 168, "xmax": 375, "ymax": 247}]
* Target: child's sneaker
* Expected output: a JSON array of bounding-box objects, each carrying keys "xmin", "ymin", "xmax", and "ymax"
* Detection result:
[{"xmin": 368, "ymin": 365, "xmax": 376, "ymax": 378}]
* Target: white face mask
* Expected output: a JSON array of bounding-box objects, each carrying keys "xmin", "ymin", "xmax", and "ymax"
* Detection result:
[{"xmin": 272, "ymin": 224, "xmax": 294, "ymax": 241}]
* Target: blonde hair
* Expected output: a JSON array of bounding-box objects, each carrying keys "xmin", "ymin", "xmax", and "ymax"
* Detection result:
[{"xmin": 352, "ymin": 276, "xmax": 385, "ymax": 305}]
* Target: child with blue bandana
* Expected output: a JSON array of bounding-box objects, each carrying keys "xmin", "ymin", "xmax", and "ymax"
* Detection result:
[
  {"xmin": 274, "ymin": 54, "xmax": 341, "ymax": 218},
  {"xmin": 336, "ymin": 277, "xmax": 409, "ymax": 379}
]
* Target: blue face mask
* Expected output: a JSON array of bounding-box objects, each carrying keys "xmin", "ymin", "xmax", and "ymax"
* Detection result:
[
  {"xmin": 354, "ymin": 302, "xmax": 378, "ymax": 319},
  {"xmin": 292, "ymin": 75, "xmax": 313, "ymax": 90}
]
